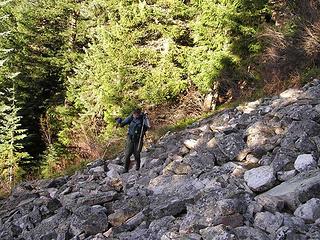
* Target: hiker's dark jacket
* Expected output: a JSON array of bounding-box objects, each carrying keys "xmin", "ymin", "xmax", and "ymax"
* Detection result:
[{"xmin": 120, "ymin": 114, "xmax": 148, "ymax": 140}]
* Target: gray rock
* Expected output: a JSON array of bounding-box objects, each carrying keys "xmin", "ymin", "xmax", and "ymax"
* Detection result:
[
  {"xmin": 147, "ymin": 194, "xmax": 197, "ymax": 220},
  {"xmin": 200, "ymin": 224, "xmax": 236, "ymax": 240},
  {"xmin": 107, "ymin": 163, "xmax": 125, "ymax": 173},
  {"xmin": 179, "ymin": 196, "xmax": 246, "ymax": 234},
  {"xmin": 245, "ymin": 154, "xmax": 260, "ymax": 165},
  {"xmin": 259, "ymin": 155, "xmax": 273, "ymax": 166},
  {"xmin": 216, "ymin": 133, "xmax": 246, "ymax": 161},
  {"xmin": 277, "ymin": 170, "xmax": 297, "ymax": 182},
  {"xmin": 244, "ymin": 166, "xmax": 276, "ymax": 192},
  {"xmin": 245, "ymin": 201, "xmax": 263, "ymax": 222},
  {"xmin": 275, "ymin": 226, "xmax": 307, "ymax": 240},
  {"xmin": 233, "ymin": 226, "xmax": 270, "ymax": 240},
  {"xmin": 70, "ymin": 205, "xmax": 108, "ymax": 236},
  {"xmin": 148, "ymin": 216, "xmax": 176, "ymax": 239},
  {"xmin": 286, "ymin": 120, "xmax": 320, "ymax": 138},
  {"xmin": 46, "ymin": 177, "xmax": 68, "ymax": 189},
  {"xmin": 19, "ymin": 207, "xmax": 71, "ymax": 240},
  {"xmin": 294, "ymin": 198, "xmax": 320, "ymax": 223},
  {"xmin": 89, "ymin": 166, "xmax": 105, "ymax": 174},
  {"xmin": 254, "ymin": 211, "xmax": 283, "ymax": 234},
  {"xmin": 271, "ymin": 148, "xmax": 298, "ymax": 172},
  {"xmin": 183, "ymin": 139, "xmax": 198, "ymax": 149},
  {"xmin": 255, "ymin": 195, "xmax": 285, "ymax": 213},
  {"xmin": 258, "ymin": 170, "xmax": 320, "ymax": 210},
  {"xmin": 107, "ymin": 169, "xmax": 121, "ymax": 179},
  {"xmin": 282, "ymin": 213, "xmax": 307, "ymax": 233},
  {"xmin": 306, "ymin": 225, "xmax": 320, "ymax": 239},
  {"xmin": 294, "ymin": 154, "xmax": 318, "ymax": 172},
  {"xmin": 123, "ymin": 212, "xmax": 145, "ymax": 230},
  {"xmin": 245, "ymin": 122, "xmax": 275, "ymax": 148},
  {"xmin": 162, "ymin": 161, "xmax": 192, "ymax": 175},
  {"xmin": 76, "ymin": 191, "xmax": 117, "ymax": 207},
  {"xmin": 295, "ymin": 134, "xmax": 317, "ymax": 153}
]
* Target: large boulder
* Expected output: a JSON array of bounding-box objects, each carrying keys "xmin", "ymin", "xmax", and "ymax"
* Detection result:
[
  {"xmin": 244, "ymin": 166, "xmax": 276, "ymax": 192},
  {"xmin": 258, "ymin": 170, "xmax": 320, "ymax": 210},
  {"xmin": 179, "ymin": 196, "xmax": 246, "ymax": 233}
]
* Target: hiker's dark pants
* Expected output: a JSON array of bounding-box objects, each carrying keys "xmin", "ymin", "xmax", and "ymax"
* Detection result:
[{"xmin": 124, "ymin": 135, "xmax": 143, "ymax": 172}]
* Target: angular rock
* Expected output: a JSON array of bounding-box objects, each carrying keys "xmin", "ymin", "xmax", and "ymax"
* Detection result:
[
  {"xmin": 46, "ymin": 177, "xmax": 68, "ymax": 189},
  {"xmin": 254, "ymin": 211, "xmax": 283, "ymax": 234},
  {"xmin": 255, "ymin": 195, "xmax": 285, "ymax": 213},
  {"xmin": 294, "ymin": 198, "xmax": 320, "ymax": 223},
  {"xmin": 244, "ymin": 166, "xmax": 276, "ymax": 192},
  {"xmin": 107, "ymin": 163, "xmax": 125, "ymax": 173},
  {"xmin": 275, "ymin": 226, "xmax": 307, "ymax": 240},
  {"xmin": 295, "ymin": 134, "xmax": 317, "ymax": 153},
  {"xmin": 258, "ymin": 170, "xmax": 320, "ymax": 210},
  {"xmin": 76, "ymin": 191, "xmax": 117, "ymax": 206},
  {"xmin": 245, "ymin": 154, "xmax": 260, "ymax": 165},
  {"xmin": 148, "ymin": 175, "xmax": 204, "ymax": 196},
  {"xmin": 259, "ymin": 155, "xmax": 273, "ymax": 166},
  {"xmin": 294, "ymin": 154, "xmax": 318, "ymax": 172},
  {"xmin": 19, "ymin": 207, "xmax": 71, "ymax": 240},
  {"xmin": 183, "ymin": 139, "xmax": 198, "ymax": 149},
  {"xmin": 271, "ymin": 148, "xmax": 298, "ymax": 172},
  {"xmin": 89, "ymin": 166, "xmax": 105, "ymax": 174},
  {"xmin": 277, "ymin": 170, "xmax": 297, "ymax": 182},
  {"xmin": 147, "ymin": 193, "xmax": 198, "ymax": 220},
  {"xmin": 163, "ymin": 161, "xmax": 192, "ymax": 175},
  {"xmin": 287, "ymin": 120, "xmax": 320, "ymax": 139},
  {"xmin": 108, "ymin": 209, "xmax": 137, "ymax": 227},
  {"xmin": 148, "ymin": 216, "xmax": 176, "ymax": 239},
  {"xmin": 200, "ymin": 224, "xmax": 236, "ymax": 240},
  {"xmin": 179, "ymin": 196, "xmax": 246, "ymax": 234},
  {"xmin": 216, "ymin": 133, "xmax": 246, "ymax": 161},
  {"xmin": 221, "ymin": 162, "xmax": 246, "ymax": 177},
  {"xmin": 70, "ymin": 205, "xmax": 108, "ymax": 236},
  {"xmin": 246, "ymin": 122, "xmax": 275, "ymax": 148},
  {"xmin": 233, "ymin": 226, "xmax": 270, "ymax": 240}
]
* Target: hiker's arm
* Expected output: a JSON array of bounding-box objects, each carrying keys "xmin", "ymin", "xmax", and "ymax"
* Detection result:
[{"xmin": 120, "ymin": 115, "xmax": 133, "ymax": 127}]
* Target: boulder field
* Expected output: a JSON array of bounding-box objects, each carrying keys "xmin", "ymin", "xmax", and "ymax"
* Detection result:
[{"xmin": 2, "ymin": 80, "xmax": 320, "ymax": 239}]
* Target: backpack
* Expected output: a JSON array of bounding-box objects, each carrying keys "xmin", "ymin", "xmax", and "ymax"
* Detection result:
[{"xmin": 131, "ymin": 112, "xmax": 150, "ymax": 140}]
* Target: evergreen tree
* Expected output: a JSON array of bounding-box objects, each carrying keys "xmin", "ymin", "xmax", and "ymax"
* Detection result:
[
  {"xmin": 0, "ymin": 0, "xmax": 88, "ymax": 172},
  {"xmin": 0, "ymin": 84, "xmax": 29, "ymax": 188},
  {"xmin": 0, "ymin": 0, "xmax": 29, "ymax": 190}
]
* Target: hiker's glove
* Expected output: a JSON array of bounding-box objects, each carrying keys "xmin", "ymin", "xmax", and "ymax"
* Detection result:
[{"xmin": 115, "ymin": 117, "xmax": 122, "ymax": 124}]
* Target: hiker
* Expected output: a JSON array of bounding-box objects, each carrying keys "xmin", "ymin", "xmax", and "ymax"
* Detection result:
[{"xmin": 116, "ymin": 108, "xmax": 150, "ymax": 173}]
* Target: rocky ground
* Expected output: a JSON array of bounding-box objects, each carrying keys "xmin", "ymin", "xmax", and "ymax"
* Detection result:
[{"xmin": 2, "ymin": 80, "xmax": 320, "ymax": 240}]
